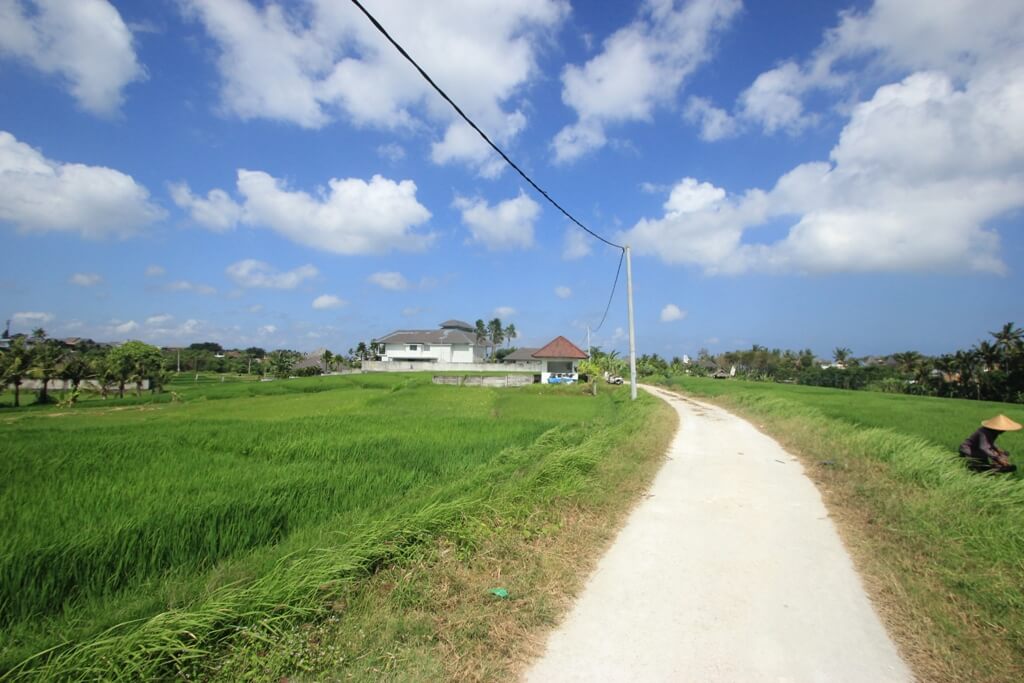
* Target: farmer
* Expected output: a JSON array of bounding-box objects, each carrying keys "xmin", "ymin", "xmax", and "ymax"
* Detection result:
[{"xmin": 958, "ymin": 415, "xmax": 1021, "ymax": 473}]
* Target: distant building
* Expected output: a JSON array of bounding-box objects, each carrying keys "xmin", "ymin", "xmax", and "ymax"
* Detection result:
[
  {"xmin": 503, "ymin": 336, "xmax": 588, "ymax": 383},
  {"xmin": 374, "ymin": 320, "xmax": 486, "ymax": 364}
]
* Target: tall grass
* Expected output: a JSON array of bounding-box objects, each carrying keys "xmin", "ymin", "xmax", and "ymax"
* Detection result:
[
  {"xmin": 654, "ymin": 375, "xmax": 1024, "ymax": 681},
  {"xmin": 1, "ymin": 374, "xmax": 637, "ymax": 679}
]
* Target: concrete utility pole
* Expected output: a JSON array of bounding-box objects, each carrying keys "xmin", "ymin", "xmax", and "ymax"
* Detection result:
[{"xmin": 625, "ymin": 246, "xmax": 638, "ymax": 400}]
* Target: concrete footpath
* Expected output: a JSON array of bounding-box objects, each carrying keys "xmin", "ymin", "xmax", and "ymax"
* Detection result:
[{"xmin": 524, "ymin": 386, "xmax": 912, "ymax": 682}]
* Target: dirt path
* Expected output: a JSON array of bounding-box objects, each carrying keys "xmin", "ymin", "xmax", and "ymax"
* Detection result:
[{"xmin": 524, "ymin": 386, "xmax": 912, "ymax": 682}]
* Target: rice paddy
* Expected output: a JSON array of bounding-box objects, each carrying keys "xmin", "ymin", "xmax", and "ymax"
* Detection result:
[{"xmin": 0, "ymin": 373, "xmax": 642, "ymax": 679}]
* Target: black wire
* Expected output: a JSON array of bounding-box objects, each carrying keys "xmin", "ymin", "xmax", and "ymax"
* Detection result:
[
  {"xmin": 349, "ymin": 0, "xmax": 624, "ymax": 251},
  {"xmin": 592, "ymin": 249, "xmax": 624, "ymax": 334}
]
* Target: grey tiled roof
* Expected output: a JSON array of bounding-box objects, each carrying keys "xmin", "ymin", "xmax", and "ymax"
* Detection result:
[
  {"xmin": 375, "ymin": 328, "xmax": 480, "ymax": 345},
  {"xmin": 439, "ymin": 319, "xmax": 474, "ymax": 331},
  {"xmin": 502, "ymin": 347, "xmax": 540, "ymax": 361}
]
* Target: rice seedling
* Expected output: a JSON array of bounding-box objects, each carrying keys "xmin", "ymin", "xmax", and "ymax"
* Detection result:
[{"xmin": 0, "ymin": 374, "xmax": 643, "ymax": 679}]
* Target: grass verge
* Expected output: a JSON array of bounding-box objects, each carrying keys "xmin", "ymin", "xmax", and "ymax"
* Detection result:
[{"xmin": 653, "ymin": 376, "xmax": 1024, "ymax": 683}]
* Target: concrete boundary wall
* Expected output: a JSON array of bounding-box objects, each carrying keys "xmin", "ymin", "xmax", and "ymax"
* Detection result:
[
  {"xmin": 362, "ymin": 360, "xmax": 541, "ymax": 373},
  {"xmin": 432, "ymin": 375, "xmax": 536, "ymax": 388}
]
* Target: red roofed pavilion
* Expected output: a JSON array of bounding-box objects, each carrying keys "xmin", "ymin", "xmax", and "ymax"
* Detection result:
[{"xmin": 531, "ymin": 336, "xmax": 588, "ymax": 383}]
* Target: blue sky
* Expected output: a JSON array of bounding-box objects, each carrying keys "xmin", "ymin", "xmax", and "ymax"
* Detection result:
[{"xmin": 1, "ymin": 0, "xmax": 1022, "ymax": 358}]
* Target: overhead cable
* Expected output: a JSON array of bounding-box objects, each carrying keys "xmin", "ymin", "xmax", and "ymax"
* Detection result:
[{"xmin": 349, "ymin": 0, "xmax": 625, "ymax": 251}]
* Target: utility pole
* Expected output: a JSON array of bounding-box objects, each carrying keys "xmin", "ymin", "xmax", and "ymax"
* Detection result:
[
  {"xmin": 625, "ymin": 246, "xmax": 638, "ymax": 400},
  {"xmin": 586, "ymin": 325, "xmax": 591, "ymax": 358}
]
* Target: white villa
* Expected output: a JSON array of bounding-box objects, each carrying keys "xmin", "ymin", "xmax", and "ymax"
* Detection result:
[
  {"xmin": 373, "ymin": 320, "xmax": 486, "ymax": 364},
  {"xmin": 502, "ymin": 336, "xmax": 589, "ymax": 383}
]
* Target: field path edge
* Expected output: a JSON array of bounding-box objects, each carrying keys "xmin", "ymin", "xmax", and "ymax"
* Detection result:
[{"xmin": 523, "ymin": 384, "xmax": 913, "ymax": 682}]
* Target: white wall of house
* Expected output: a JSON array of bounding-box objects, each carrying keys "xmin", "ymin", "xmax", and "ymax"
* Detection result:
[
  {"xmin": 381, "ymin": 342, "xmax": 484, "ymax": 363},
  {"xmin": 540, "ymin": 358, "xmax": 580, "ymax": 384}
]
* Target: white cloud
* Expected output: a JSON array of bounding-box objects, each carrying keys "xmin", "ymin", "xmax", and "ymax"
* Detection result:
[
  {"xmin": 259, "ymin": 324, "xmax": 277, "ymax": 335},
  {"xmin": 145, "ymin": 264, "xmax": 166, "ymax": 277},
  {"xmin": 624, "ymin": 67, "xmax": 1024, "ymax": 275},
  {"xmin": 146, "ymin": 314, "xmax": 172, "ymax": 325},
  {"xmin": 368, "ymin": 271, "xmax": 409, "ymax": 291},
  {"xmin": 376, "ymin": 142, "xmax": 406, "ymax": 162},
  {"xmin": 113, "ymin": 319, "xmax": 138, "ymax": 334},
  {"xmin": 684, "ymin": 95, "xmax": 738, "ymax": 141},
  {"xmin": 552, "ymin": 0, "xmax": 741, "ymax": 162},
  {"xmin": 170, "ymin": 170, "xmax": 433, "ymax": 253},
  {"xmin": 0, "ymin": 131, "xmax": 164, "ymax": 238},
  {"xmin": 555, "ymin": 285, "xmax": 572, "ymax": 299},
  {"xmin": 455, "ymin": 191, "xmax": 539, "ymax": 250},
  {"xmin": 169, "ymin": 181, "xmax": 243, "ymax": 232},
  {"xmin": 562, "ymin": 229, "xmax": 592, "ymax": 260},
  {"xmin": 69, "ymin": 272, "xmax": 102, "ymax": 287},
  {"xmin": 311, "ymin": 294, "xmax": 345, "ymax": 310},
  {"xmin": 165, "ymin": 280, "xmax": 216, "ymax": 295},
  {"xmin": 494, "ymin": 306, "xmax": 516, "ymax": 318},
  {"xmin": 226, "ymin": 259, "xmax": 318, "ymax": 289},
  {"xmin": 660, "ymin": 304, "xmax": 687, "ymax": 322},
  {"xmin": 0, "ymin": 0, "xmax": 144, "ymax": 115},
  {"xmin": 12, "ymin": 311, "xmax": 54, "ymax": 326},
  {"xmin": 241, "ymin": 170, "xmax": 432, "ymax": 254},
  {"xmin": 180, "ymin": 0, "xmax": 568, "ymax": 175}
]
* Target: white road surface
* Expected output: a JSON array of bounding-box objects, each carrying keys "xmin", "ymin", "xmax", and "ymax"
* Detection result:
[{"xmin": 524, "ymin": 385, "xmax": 913, "ymax": 683}]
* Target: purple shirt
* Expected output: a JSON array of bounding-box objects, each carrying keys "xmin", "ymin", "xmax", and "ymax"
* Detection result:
[{"xmin": 959, "ymin": 427, "xmax": 1002, "ymax": 462}]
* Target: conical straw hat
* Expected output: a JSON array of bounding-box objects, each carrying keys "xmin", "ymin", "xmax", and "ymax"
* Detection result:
[{"xmin": 981, "ymin": 414, "xmax": 1023, "ymax": 431}]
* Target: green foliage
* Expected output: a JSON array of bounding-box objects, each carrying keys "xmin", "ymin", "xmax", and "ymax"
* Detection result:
[
  {"xmin": 0, "ymin": 375, "xmax": 639, "ymax": 678},
  {"xmin": 266, "ymin": 350, "xmax": 295, "ymax": 378}
]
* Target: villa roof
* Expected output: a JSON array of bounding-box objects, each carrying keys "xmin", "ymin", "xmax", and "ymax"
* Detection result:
[
  {"xmin": 503, "ymin": 347, "xmax": 540, "ymax": 361},
  {"xmin": 532, "ymin": 336, "xmax": 588, "ymax": 360},
  {"xmin": 374, "ymin": 328, "xmax": 478, "ymax": 345},
  {"xmin": 439, "ymin": 319, "xmax": 474, "ymax": 331}
]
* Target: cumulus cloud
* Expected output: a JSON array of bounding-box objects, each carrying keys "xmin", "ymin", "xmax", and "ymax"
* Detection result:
[
  {"xmin": 552, "ymin": 0, "xmax": 741, "ymax": 162},
  {"xmin": 259, "ymin": 324, "xmax": 277, "ymax": 335},
  {"xmin": 12, "ymin": 311, "xmax": 54, "ymax": 326},
  {"xmin": 455, "ymin": 191, "xmax": 539, "ymax": 250},
  {"xmin": 169, "ymin": 181, "xmax": 243, "ymax": 232},
  {"xmin": 494, "ymin": 306, "xmax": 516, "ymax": 318},
  {"xmin": 113, "ymin": 320, "xmax": 138, "ymax": 334},
  {"xmin": 555, "ymin": 285, "xmax": 572, "ymax": 299},
  {"xmin": 146, "ymin": 314, "xmax": 172, "ymax": 325},
  {"xmin": 367, "ymin": 271, "xmax": 409, "ymax": 291},
  {"xmin": 562, "ymin": 229, "xmax": 592, "ymax": 260},
  {"xmin": 624, "ymin": 69, "xmax": 1024, "ymax": 275},
  {"xmin": 69, "ymin": 272, "xmax": 102, "ymax": 287},
  {"xmin": 176, "ymin": 170, "xmax": 433, "ymax": 254},
  {"xmin": 684, "ymin": 96, "xmax": 738, "ymax": 141},
  {"xmin": 0, "ymin": 131, "xmax": 164, "ymax": 238},
  {"xmin": 226, "ymin": 259, "xmax": 318, "ymax": 289},
  {"xmin": 311, "ymin": 294, "xmax": 345, "ymax": 309},
  {"xmin": 180, "ymin": 0, "xmax": 568, "ymax": 175},
  {"xmin": 0, "ymin": 0, "xmax": 144, "ymax": 115},
  {"xmin": 660, "ymin": 304, "xmax": 686, "ymax": 322},
  {"xmin": 164, "ymin": 280, "xmax": 216, "ymax": 295}
]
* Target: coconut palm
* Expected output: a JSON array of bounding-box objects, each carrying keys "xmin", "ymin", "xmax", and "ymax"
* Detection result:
[
  {"xmin": 267, "ymin": 350, "xmax": 295, "ymax": 379},
  {"xmin": 321, "ymin": 349, "xmax": 334, "ymax": 372},
  {"xmin": 61, "ymin": 353, "xmax": 92, "ymax": 397},
  {"xmin": 832, "ymin": 347, "xmax": 852, "ymax": 365},
  {"xmin": 0, "ymin": 337, "xmax": 32, "ymax": 407},
  {"xmin": 32, "ymin": 339, "xmax": 63, "ymax": 403},
  {"xmin": 504, "ymin": 323, "xmax": 517, "ymax": 348},
  {"xmin": 487, "ymin": 318, "xmax": 505, "ymax": 357}
]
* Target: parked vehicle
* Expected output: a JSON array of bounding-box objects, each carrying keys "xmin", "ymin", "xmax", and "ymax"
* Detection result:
[{"xmin": 606, "ymin": 374, "xmax": 624, "ymax": 385}]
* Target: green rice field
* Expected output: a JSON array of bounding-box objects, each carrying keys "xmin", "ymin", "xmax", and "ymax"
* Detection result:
[{"xmin": 0, "ymin": 373, "xmax": 643, "ymax": 679}]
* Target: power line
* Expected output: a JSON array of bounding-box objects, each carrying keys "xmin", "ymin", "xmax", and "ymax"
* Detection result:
[
  {"xmin": 349, "ymin": 0, "xmax": 624, "ymax": 251},
  {"xmin": 593, "ymin": 249, "xmax": 624, "ymax": 334}
]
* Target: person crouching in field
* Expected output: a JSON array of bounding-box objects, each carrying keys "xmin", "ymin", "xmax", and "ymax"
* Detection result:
[{"xmin": 959, "ymin": 415, "xmax": 1021, "ymax": 473}]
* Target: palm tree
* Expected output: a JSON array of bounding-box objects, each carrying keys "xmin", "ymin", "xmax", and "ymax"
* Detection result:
[
  {"xmin": 321, "ymin": 349, "xmax": 334, "ymax": 373},
  {"xmin": 61, "ymin": 353, "xmax": 92, "ymax": 398},
  {"xmin": 355, "ymin": 341, "xmax": 369, "ymax": 361},
  {"xmin": 33, "ymin": 339, "xmax": 63, "ymax": 403},
  {"xmin": 504, "ymin": 323, "xmax": 517, "ymax": 348},
  {"xmin": 474, "ymin": 319, "xmax": 488, "ymax": 346},
  {"xmin": 892, "ymin": 350, "xmax": 923, "ymax": 374},
  {"xmin": 267, "ymin": 350, "xmax": 295, "ymax": 379},
  {"xmin": 487, "ymin": 318, "xmax": 504, "ymax": 358},
  {"xmin": 832, "ymin": 347, "xmax": 852, "ymax": 365},
  {"xmin": 1, "ymin": 337, "xmax": 33, "ymax": 407}
]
